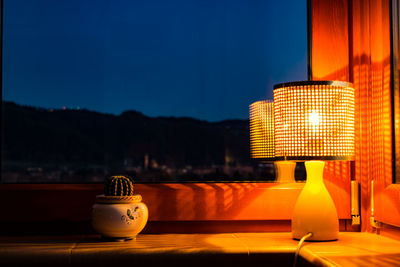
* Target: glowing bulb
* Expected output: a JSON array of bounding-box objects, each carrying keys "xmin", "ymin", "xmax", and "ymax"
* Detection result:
[{"xmin": 309, "ymin": 111, "xmax": 320, "ymax": 126}]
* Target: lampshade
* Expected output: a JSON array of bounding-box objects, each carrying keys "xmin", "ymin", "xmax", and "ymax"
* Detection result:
[
  {"xmin": 249, "ymin": 100, "xmax": 275, "ymax": 160},
  {"xmin": 273, "ymin": 80, "xmax": 355, "ymax": 160}
]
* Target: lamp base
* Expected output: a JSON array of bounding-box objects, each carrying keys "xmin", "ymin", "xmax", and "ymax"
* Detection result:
[
  {"xmin": 274, "ymin": 161, "xmax": 296, "ymax": 183},
  {"xmin": 291, "ymin": 161, "xmax": 338, "ymax": 241}
]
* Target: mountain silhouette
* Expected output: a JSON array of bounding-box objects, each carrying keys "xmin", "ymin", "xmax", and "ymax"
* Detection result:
[{"xmin": 1, "ymin": 101, "xmax": 252, "ymax": 182}]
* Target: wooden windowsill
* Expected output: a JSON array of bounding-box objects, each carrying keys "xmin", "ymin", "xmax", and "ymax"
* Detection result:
[{"xmin": 1, "ymin": 232, "xmax": 399, "ymax": 267}]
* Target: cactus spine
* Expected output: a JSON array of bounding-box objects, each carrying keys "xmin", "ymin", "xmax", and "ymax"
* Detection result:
[{"xmin": 104, "ymin": 175, "xmax": 134, "ymax": 196}]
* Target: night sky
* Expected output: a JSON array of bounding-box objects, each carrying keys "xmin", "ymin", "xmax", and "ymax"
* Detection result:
[{"xmin": 3, "ymin": 0, "xmax": 307, "ymax": 122}]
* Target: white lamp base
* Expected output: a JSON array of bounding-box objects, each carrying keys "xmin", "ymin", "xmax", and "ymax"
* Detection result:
[
  {"xmin": 292, "ymin": 161, "xmax": 338, "ymax": 241},
  {"xmin": 274, "ymin": 161, "xmax": 296, "ymax": 183}
]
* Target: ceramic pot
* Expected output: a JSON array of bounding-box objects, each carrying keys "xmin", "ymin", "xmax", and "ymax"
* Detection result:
[{"xmin": 92, "ymin": 194, "xmax": 148, "ymax": 240}]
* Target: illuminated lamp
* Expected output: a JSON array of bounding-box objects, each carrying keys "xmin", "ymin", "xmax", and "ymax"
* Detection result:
[
  {"xmin": 249, "ymin": 100, "xmax": 295, "ymax": 183},
  {"xmin": 273, "ymin": 81, "xmax": 355, "ymax": 241}
]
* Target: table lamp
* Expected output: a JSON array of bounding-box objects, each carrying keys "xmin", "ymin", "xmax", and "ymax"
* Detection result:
[
  {"xmin": 249, "ymin": 100, "xmax": 296, "ymax": 183},
  {"xmin": 273, "ymin": 81, "xmax": 355, "ymax": 241}
]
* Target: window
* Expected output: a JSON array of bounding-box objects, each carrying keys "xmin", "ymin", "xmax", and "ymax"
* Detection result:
[
  {"xmin": 0, "ymin": 1, "xmax": 353, "ymax": 230},
  {"xmin": 1, "ymin": 0, "xmax": 307, "ymax": 183}
]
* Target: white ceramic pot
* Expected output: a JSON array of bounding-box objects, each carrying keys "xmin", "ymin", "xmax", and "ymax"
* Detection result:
[{"xmin": 92, "ymin": 194, "xmax": 148, "ymax": 240}]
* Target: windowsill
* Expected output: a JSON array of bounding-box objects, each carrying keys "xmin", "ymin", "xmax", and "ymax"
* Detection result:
[{"xmin": 1, "ymin": 232, "xmax": 399, "ymax": 267}]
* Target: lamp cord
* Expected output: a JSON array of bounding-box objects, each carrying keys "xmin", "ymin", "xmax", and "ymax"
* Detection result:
[{"xmin": 293, "ymin": 232, "xmax": 313, "ymax": 267}]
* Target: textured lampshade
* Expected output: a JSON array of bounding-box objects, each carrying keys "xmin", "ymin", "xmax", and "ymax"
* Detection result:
[
  {"xmin": 249, "ymin": 100, "xmax": 275, "ymax": 160},
  {"xmin": 273, "ymin": 81, "xmax": 355, "ymax": 160}
]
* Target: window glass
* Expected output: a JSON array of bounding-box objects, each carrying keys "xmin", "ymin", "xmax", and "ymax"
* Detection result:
[{"xmin": 1, "ymin": 0, "xmax": 307, "ymax": 183}]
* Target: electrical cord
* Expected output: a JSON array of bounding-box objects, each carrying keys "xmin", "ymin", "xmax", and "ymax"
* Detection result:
[{"xmin": 293, "ymin": 232, "xmax": 313, "ymax": 267}]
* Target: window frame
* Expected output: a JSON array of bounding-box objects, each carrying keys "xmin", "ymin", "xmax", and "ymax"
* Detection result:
[{"xmin": 374, "ymin": 0, "xmax": 400, "ymax": 228}]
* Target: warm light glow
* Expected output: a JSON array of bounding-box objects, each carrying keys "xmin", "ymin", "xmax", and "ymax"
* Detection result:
[
  {"xmin": 309, "ymin": 110, "xmax": 320, "ymax": 126},
  {"xmin": 274, "ymin": 81, "xmax": 355, "ymax": 159},
  {"xmin": 249, "ymin": 100, "xmax": 274, "ymax": 159}
]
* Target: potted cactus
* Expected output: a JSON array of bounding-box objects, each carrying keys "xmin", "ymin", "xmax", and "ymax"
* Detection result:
[{"xmin": 92, "ymin": 175, "xmax": 148, "ymax": 240}]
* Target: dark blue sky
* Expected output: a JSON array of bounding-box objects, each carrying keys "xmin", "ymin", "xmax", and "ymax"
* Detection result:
[{"xmin": 3, "ymin": 0, "xmax": 307, "ymax": 121}]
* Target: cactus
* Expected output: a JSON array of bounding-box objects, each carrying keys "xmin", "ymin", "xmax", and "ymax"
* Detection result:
[{"xmin": 104, "ymin": 175, "xmax": 134, "ymax": 196}]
